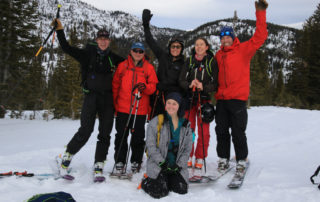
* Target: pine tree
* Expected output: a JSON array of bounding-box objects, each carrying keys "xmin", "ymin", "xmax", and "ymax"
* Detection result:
[
  {"xmin": 0, "ymin": 0, "xmax": 43, "ymax": 114},
  {"xmin": 249, "ymin": 50, "xmax": 271, "ymax": 106},
  {"xmin": 287, "ymin": 3, "xmax": 320, "ymax": 109}
]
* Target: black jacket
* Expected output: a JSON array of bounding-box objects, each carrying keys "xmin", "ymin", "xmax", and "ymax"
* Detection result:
[
  {"xmin": 56, "ymin": 30, "xmax": 124, "ymax": 93},
  {"xmin": 179, "ymin": 49, "xmax": 218, "ymax": 102},
  {"xmin": 144, "ymin": 25, "xmax": 185, "ymax": 95}
]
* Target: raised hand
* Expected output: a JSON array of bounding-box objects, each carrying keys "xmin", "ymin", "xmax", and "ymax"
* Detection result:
[{"xmin": 255, "ymin": 0, "xmax": 268, "ymax": 10}]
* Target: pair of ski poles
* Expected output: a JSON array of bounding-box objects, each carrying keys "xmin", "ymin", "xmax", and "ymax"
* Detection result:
[
  {"xmin": 111, "ymin": 90, "xmax": 142, "ymax": 175},
  {"xmin": 35, "ymin": 4, "xmax": 61, "ymax": 57},
  {"xmin": 187, "ymin": 86, "xmax": 207, "ymax": 173}
]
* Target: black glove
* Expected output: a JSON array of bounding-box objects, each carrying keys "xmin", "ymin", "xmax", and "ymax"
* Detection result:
[
  {"xmin": 167, "ymin": 163, "xmax": 181, "ymax": 174},
  {"xmin": 255, "ymin": 0, "xmax": 268, "ymax": 10},
  {"xmin": 132, "ymin": 82, "xmax": 146, "ymax": 93},
  {"xmin": 142, "ymin": 9, "xmax": 153, "ymax": 27},
  {"xmin": 158, "ymin": 160, "xmax": 168, "ymax": 171}
]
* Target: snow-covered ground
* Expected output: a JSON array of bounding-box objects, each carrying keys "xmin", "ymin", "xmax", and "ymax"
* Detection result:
[{"xmin": 0, "ymin": 107, "xmax": 319, "ymax": 202}]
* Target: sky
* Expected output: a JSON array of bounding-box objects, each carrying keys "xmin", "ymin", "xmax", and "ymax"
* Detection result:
[{"xmin": 79, "ymin": 0, "xmax": 319, "ymax": 30}]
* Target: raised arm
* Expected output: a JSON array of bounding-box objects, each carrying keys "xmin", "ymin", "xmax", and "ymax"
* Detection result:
[{"xmin": 142, "ymin": 9, "xmax": 165, "ymax": 59}]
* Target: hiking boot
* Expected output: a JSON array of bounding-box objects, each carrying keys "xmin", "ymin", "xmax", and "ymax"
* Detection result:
[
  {"xmin": 217, "ymin": 158, "xmax": 230, "ymax": 172},
  {"xmin": 193, "ymin": 159, "xmax": 203, "ymax": 178},
  {"xmin": 131, "ymin": 162, "xmax": 141, "ymax": 173},
  {"xmin": 94, "ymin": 162, "xmax": 104, "ymax": 178}
]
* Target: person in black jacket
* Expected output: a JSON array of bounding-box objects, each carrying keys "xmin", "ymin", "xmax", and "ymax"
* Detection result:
[
  {"xmin": 142, "ymin": 9, "xmax": 186, "ymax": 119},
  {"xmin": 179, "ymin": 37, "xmax": 218, "ymax": 180},
  {"xmin": 51, "ymin": 19, "xmax": 124, "ymax": 181}
]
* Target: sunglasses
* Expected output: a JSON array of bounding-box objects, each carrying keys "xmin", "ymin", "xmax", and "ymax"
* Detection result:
[
  {"xmin": 171, "ymin": 45, "xmax": 182, "ymax": 49},
  {"xmin": 220, "ymin": 31, "xmax": 233, "ymax": 37},
  {"xmin": 132, "ymin": 49, "xmax": 144, "ymax": 54}
]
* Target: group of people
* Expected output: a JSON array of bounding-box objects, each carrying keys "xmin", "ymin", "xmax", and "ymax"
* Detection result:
[{"xmin": 52, "ymin": 0, "xmax": 268, "ymax": 199}]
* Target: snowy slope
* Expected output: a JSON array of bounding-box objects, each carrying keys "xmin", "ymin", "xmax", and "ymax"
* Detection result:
[{"xmin": 1, "ymin": 107, "xmax": 320, "ymax": 202}]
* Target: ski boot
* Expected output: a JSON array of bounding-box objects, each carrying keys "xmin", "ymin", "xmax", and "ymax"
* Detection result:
[
  {"xmin": 190, "ymin": 158, "xmax": 203, "ymax": 182},
  {"xmin": 94, "ymin": 162, "xmax": 105, "ymax": 183},
  {"xmin": 59, "ymin": 152, "xmax": 74, "ymax": 180},
  {"xmin": 131, "ymin": 162, "xmax": 141, "ymax": 174},
  {"xmin": 217, "ymin": 158, "xmax": 230, "ymax": 173}
]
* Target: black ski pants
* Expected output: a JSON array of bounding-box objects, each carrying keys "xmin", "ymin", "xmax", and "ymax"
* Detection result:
[
  {"xmin": 114, "ymin": 112, "xmax": 146, "ymax": 164},
  {"xmin": 215, "ymin": 99, "xmax": 248, "ymax": 161},
  {"xmin": 141, "ymin": 171, "xmax": 188, "ymax": 199},
  {"xmin": 66, "ymin": 91, "xmax": 114, "ymax": 163}
]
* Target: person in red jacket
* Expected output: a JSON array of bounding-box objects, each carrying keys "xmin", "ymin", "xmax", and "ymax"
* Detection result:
[
  {"xmin": 214, "ymin": 0, "xmax": 268, "ymax": 173},
  {"xmin": 112, "ymin": 42, "xmax": 158, "ymax": 174}
]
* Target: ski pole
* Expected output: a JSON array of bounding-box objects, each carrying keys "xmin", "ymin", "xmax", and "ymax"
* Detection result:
[
  {"xmin": 35, "ymin": 4, "xmax": 61, "ymax": 57},
  {"xmin": 186, "ymin": 86, "xmax": 196, "ymax": 121},
  {"xmin": 111, "ymin": 91, "xmax": 139, "ymax": 175},
  {"xmin": 150, "ymin": 90, "xmax": 159, "ymax": 119},
  {"xmin": 123, "ymin": 91, "xmax": 141, "ymax": 173},
  {"xmin": 198, "ymin": 90, "xmax": 207, "ymax": 173}
]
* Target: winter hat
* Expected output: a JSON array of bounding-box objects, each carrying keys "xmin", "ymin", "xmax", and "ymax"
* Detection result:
[
  {"xmin": 96, "ymin": 29, "xmax": 110, "ymax": 39},
  {"xmin": 219, "ymin": 26, "xmax": 235, "ymax": 40},
  {"xmin": 131, "ymin": 42, "xmax": 145, "ymax": 51},
  {"xmin": 168, "ymin": 37, "xmax": 184, "ymax": 55},
  {"xmin": 166, "ymin": 92, "xmax": 183, "ymax": 106}
]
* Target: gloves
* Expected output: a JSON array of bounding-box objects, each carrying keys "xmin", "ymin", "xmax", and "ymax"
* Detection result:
[
  {"xmin": 132, "ymin": 82, "xmax": 146, "ymax": 93},
  {"xmin": 159, "ymin": 160, "xmax": 168, "ymax": 170},
  {"xmin": 142, "ymin": 9, "xmax": 153, "ymax": 27},
  {"xmin": 255, "ymin": 0, "xmax": 268, "ymax": 10},
  {"xmin": 159, "ymin": 161, "xmax": 181, "ymax": 174},
  {"xmin": 50, "ymin": 18, "xmax": 63, "ymax": 30},
  {"xmin": 167, "ymin": 164, "xmax": 181, "ymax": 174}
]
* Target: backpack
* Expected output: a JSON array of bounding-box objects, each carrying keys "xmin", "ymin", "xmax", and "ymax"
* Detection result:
[
  {"xmin": 145, "ymin": 114, "xmax": 164, "ymax": 157},
  {"xmin": 27, "ymin": 191, "xmax": 75, "ymax": 202}
]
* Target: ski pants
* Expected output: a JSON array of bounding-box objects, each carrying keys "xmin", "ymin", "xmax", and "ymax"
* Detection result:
[
  {"xmin": 66, "ymin": 91, "xmax": 114, "ymax": 163},
  {"xmin": 215, "ymin": 100, "xmax": 248, "ymax": 161},
  {"xmin": 185, "ymin": 103, "xmax": 210, "ymax": 159},
  {"xmin": 114, "ymin": 112, "xmax": 146, "ymax": 164},
  {"xmin": 141, "ymin": 171, "xmax": 188, "ymax": 199}
]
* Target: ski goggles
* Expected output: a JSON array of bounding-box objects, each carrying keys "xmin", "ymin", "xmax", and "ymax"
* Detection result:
[
  {"xmin": 132, "ymin": 49, "xmax": 144, "ymax": 54},
  {"xmin": 220, "ymin": 31, "xmax": 233, "ymax": 37}
]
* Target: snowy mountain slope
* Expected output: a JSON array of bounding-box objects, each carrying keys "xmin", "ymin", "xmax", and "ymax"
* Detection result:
[
  {"xmin": 0, "ymin": 107, "xmax": 319, "ymax": 201},
  {"xmin": 37, "ymin": 0, "xmax": 183, "ymax": 46},
  {"xmin": 36, "ymin": 0, "xmax": 300, "ymax": 79}
]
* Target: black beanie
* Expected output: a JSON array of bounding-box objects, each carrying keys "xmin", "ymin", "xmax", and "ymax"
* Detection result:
[{"xmin": 166, "ymin": 92, "xmax": 182, "ymax": 106}]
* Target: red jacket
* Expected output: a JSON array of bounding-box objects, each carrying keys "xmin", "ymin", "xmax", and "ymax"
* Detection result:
[
  {"xmin": 112, "ymin": 55, "xmax": 158, "ymax": 115},
  {"xmin": 215, "ymin": 10, "xmax": 268, "ymax": 101}
]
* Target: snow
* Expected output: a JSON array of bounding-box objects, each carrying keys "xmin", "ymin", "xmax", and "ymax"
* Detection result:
[{"xmin": 1, "ymin": 106, "xmax": 320, "ymax": 201}]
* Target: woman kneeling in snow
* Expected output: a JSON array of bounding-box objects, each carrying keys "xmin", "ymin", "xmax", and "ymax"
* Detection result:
[{"xmin": 141, "ymin": 92, "xmax": 193, "ymax": 198}]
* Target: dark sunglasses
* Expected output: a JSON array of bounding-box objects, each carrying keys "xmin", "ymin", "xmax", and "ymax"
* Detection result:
[
  {"xmin": 132, "ymin": 49, "xmax": 144, "ymax": 54},
  {"xmin": 170, "ymin": 45, "xmax": 182, "ymax": 49},
  {"xmin": 220, "ymin": 31, "xmax": 232, "ymax": 37}
]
